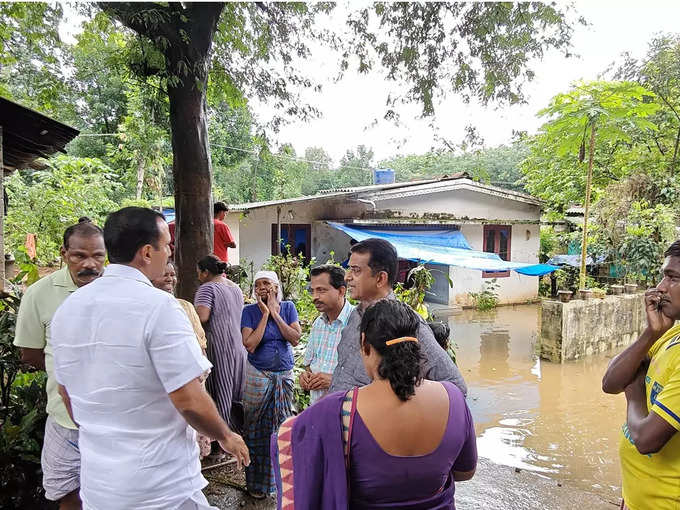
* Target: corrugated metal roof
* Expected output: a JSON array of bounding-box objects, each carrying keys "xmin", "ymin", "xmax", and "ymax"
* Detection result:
[
  {"xmin": 0, "ymin": 97, "xmax": 80, "ymax": 173},
  {"xmin": 229, "ymin": 172, "xmax": 542, "ymax": 211}
]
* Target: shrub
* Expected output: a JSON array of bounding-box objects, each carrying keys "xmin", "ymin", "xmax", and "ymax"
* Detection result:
[
  {"xmin": 470, "ymin": 279, "xmax": 500, "ymax": 311},
  {"xmin": 0, "ymin": 270, "xmax": 52, "ymax": 508}
]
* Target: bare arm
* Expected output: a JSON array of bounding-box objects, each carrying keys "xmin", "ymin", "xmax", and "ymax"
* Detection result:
[
  {"xmin": 169, "ymin": 378, "xmax": 250, "ymax": 468},
  {"xmin": 242, "ymin": 315, "xmax": 268, "ymax": 354},
  {"xmin": 624, "ymin": 373, "xmax": 676, "ymax": 454},
  {"xmin": 20, "ymin": 348, "xmax": 45, "ymax": 371},
  {"xmin": 603, "ymin": 289, "xmax": 672, "ymax": 394},
  {"xmin": 272, "ymin": 315, "xmax": 302, "ymax": 346},
  {"xmin": 227, "ymin": 241, "xmax": 236, "ymax": 249},
  {"xmin": 602, "ymin": 332, "xmax": 655, "ymax": 394},
  {"xmin": 195, "ymin": 305, "xmax": 211, "ymax": 324},
  {"xmin": 57, "ymin": 384, "xmax": 77, "ymax": 426}
]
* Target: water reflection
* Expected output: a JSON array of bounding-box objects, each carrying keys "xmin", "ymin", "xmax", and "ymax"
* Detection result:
[{"xmin": 448, "ymin": 304, "xmax": 626, "ymax": 500}]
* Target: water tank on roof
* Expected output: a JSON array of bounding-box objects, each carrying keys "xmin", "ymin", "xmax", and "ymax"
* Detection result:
[{"xmin": 373, "ymin": 168, "xmax": 395, "ymax": 185}]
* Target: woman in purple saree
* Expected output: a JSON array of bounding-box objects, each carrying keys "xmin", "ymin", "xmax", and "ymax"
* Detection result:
[{"xmin": 272, "ymin": 299, "xmax": 477, "ymax": 509}]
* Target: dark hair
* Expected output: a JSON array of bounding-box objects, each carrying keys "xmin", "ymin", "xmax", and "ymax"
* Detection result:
[
  {"xmin": 214, "ymin": 201, "xmax": 228, "ymax": 216},
  {"xmin": 63, "ymin": 217, "xmax": 103, "ymax": 250},
  {"xmin": 350, "ymin": 238, "xmax": 398, "ymax": 285},
  {"xmin": 665, "ymin": 241, "xmax": 680, "ymax": 258},
  {"xmin": 310, "ymin": 264, "xmax": 346, "ymax": 289},
  {"xmin": 428, "ymin": 321, "xmax": 450, "ymax": 351},
  {"xmin": 104, "ymin": 207, "xmax": 165, "ymax": 264},
  {"xmin": 360, "ymin": 299, "xmax": 424, "ymax": 401},
  {"xmin": 197, "ymin": 254, "xmax": 227, "ymax": 275}
]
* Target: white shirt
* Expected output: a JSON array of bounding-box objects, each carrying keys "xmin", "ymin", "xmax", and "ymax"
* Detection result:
[{"xmin": 51, "ymin": 264, "xmax": 212, "ymax": 510}]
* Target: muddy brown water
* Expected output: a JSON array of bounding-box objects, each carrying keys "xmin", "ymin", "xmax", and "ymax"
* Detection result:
[{"xmin": 446, "ymin": 303, "xmax": 626, "ymax": 503}]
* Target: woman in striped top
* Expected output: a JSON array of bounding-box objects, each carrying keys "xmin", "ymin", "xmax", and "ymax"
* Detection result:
[{"xmin": 195, "ymin": 254, "xmax": 247, "ymax": 433}]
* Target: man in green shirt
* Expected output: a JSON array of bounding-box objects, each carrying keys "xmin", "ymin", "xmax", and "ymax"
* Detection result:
[{"xmin": 14, "ymin": 218, "xmax": 105, "ymax": 510}]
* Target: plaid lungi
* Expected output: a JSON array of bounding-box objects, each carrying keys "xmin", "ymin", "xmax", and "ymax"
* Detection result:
[
  {"xmin": 42, "ymin": 415, "xmax": 80, "ymax": 501},
  {"xmin": 243, "ymin": 363, "xmax": 294, "ymax": 494}
]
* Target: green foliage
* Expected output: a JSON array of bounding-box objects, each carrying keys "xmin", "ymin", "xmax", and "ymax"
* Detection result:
[
  {"xmin": 522, "ymin": 81, "xmax": 660, "ymax": 212},
  {"xmin": 394, "ymin": 265, "xmax": 436, "ymax": 320},
  {"xmin": 554, "ymin": 266, "xmax": 580, "ymax": 294},
  {"xmin": 470, "ymin": 279, "xmax": 500, "ymax": 311},
  {"xmin": 107, "ymin": 86, "xmax": 171, "ymax": 202},
  {"xmin": 344, "ymin": 3, "xmax": 579, "ymax": 115},
  {"xmin": 0, "ymin": 273, "xmax": 51, "ymax": 508},
  {"xmin": 539, "ymin": 227, "xmax": 560, "ymax": 263},
  {"xmin": 5, "ymin": 156, "xmax": 121, "ymax": 264},
  {"xmin": 380, "ymin": 142, "xmax": 528, "ymax": 190},
  {"xmin": 263, "ymin": 248, "xmax": 316, "ymax": 303},
  {"xmin": 618, "ymin": 201, "xmax": 676, "ymax": 286}
]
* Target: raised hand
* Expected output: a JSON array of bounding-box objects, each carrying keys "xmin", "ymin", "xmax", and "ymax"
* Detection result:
[
  {"xmin": 267, "ymin": 288, "xmax": 280, "ymax": 316},
  {"xmin": 644, "ymin": 288, "xmax": 674, "ymax": 338},
  {"xmin": 256, "ymin": 293, "xmax": 269, "ymax": 316}
]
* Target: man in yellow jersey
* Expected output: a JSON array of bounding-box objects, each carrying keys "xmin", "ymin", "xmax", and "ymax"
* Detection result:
[{"xmin": 603, "ymin": 241, "xmax": 680, "ymax": 510}]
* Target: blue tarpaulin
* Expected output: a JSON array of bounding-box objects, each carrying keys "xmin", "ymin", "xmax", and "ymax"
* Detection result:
[{"xmin": 328, "ymin": 222, "xmax": 557, "ymax": 276}]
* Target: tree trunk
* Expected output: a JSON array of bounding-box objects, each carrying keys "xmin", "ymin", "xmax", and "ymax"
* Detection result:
[
  {"xmin": 671, "ymin": 125, "xmax": 680, "ymax": 174},
  {"xmin": 169, "ymin": 81, "xmax": 213, "ymax": 301},
  {"xmin": 579, "ymin": 123, "xmax": 596, "ymax": 290},
  {"xmin": 97, "ymin": 2, "xmax": 224, "ymax": 300},
  {"xmin": 135, "ymin": 155, "xmax": 144, "ymax": 200}
]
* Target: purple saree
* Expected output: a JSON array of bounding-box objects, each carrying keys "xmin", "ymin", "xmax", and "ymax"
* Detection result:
[{"xmin": 271, "ymin": 391, "xmax": 350, "ymax": 510}]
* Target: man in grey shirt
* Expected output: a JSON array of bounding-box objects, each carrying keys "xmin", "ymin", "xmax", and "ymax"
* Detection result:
[{"xmin": 329, "ymin": 238, "xmax": 467, "ymax": 395}]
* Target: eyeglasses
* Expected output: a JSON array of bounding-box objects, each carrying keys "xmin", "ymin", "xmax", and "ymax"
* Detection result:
[{"xmin": 346, "ymin": 265, "xmax": 364, "ymax": 276}]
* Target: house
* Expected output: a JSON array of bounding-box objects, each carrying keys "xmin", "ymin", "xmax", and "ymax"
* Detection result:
[
  {"xmin": 224, "ymin": 173, "xmax": 546, "ymax": 307},
  {"xmin": 0, "ymin": 98, "xmax": 80, "ymax": 290}
]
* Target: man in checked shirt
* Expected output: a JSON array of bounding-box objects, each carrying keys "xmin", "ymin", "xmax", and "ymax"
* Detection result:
[{"xmin": 299, "ymin": 264, "xmax": 355, "ymax": 404}]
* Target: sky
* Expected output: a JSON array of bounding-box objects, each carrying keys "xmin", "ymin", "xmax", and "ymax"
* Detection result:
[
  {"xmin": 252, "ymin": 0, "xmax": 680, "ymax": 164},
  {"xmin": 60, "ymin": 1, "xmax": 680, "ymax": 165}
]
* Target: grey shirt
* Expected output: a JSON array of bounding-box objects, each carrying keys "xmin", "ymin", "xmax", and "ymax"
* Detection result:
[{"xmin": 329, "ymin": 293, "xmax": 468, "ymax": 396}]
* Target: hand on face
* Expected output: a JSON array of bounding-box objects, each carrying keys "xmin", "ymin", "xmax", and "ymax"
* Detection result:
[
  {"xmin": 267, "ymin": 288, "xmax": 280, "ymax": 316},
  {"xmin": 645, "ymin": 288, "xmax": 675, "ymax": 338},
  {"xmin": 256, "ymin": 293, "xmax": 269, "ymax": 316}
]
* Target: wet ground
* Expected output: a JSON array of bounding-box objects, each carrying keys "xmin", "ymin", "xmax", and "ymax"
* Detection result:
[{"xmin": 206, "ymin": 303, "xmax": 626, "ymax": 509}]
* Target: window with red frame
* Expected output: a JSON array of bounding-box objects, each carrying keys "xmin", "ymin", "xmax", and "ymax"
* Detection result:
[{"xmin": 483, "ymin": 225, "xmax": 511, "ymax": 278}]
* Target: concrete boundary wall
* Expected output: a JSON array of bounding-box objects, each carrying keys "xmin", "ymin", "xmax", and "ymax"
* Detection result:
[{"xmin": 539, "ymin": 293, "xmax": 646, "ymax": 363}]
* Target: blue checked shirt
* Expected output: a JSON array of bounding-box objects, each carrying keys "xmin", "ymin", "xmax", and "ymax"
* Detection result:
[{"xmin": 303, "ymin": 299, "xmax": 355, "ymax": 404}]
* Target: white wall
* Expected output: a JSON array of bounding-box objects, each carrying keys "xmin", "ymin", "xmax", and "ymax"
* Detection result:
[
  {"xmin": 224, "ymin": 212, "xmax": 240, "ymax": 263},
  {"xmin": 374, "ymin": 188, "xmax": 539, "ymax": 221},
  {"xmin": 448, "ymin": 223, "xmax": 540, "ymax": 307},
  {"xmin": 234, "ymin": 198, "xmax": 365, "ymax": 271}
]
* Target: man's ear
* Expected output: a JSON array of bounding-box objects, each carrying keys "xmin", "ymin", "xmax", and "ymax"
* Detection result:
[
  {"xmin": 139, "ymin": 244, "xmax": 152, "ymax": 264},
  {"xmin": 376, "ymin": 270, "xmax": 389, "ymax": 289},
  {"xmin": 60, "ymin": 246, "xmax": 67, "ymax": 259}
]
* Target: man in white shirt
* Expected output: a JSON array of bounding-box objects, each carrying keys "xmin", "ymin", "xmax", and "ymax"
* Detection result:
[{"xmin": 51, "ymin": 207, "xmax": 249, "ymax": 510}]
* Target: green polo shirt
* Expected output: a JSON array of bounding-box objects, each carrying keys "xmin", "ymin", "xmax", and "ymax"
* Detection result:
[{"xmin": 14, "ymin": 267, "xmax": 78, "ymax": 429}]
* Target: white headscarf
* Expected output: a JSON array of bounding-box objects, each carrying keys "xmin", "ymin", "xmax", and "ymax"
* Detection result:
[{"xmin": 253, "ymin": 270, "xmax": 284, "ymax": 301}]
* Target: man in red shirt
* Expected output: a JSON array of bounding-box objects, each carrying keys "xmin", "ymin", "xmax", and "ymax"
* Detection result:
[
  {"xmin": 212, "ymin": 201, "xmax": 236, "ymax": 262},
  {"xmin": 168, "ymin": 202, "xmax": 236, "ymax": 262}
]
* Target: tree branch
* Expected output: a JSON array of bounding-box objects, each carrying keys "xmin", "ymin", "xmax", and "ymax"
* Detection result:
[{"xmin": 98, "ymin": 2, "xmax": 178, "ymax": 45}]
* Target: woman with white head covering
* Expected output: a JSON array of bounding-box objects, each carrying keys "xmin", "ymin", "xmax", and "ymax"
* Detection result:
[{"xmin": 240, "ymin": 269, "xmax": 302, "ymax": 499}]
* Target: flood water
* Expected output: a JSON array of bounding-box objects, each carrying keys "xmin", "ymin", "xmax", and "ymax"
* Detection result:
[{"xmin": 446, "ymin": 304, "xmax": 626, "ymax": 503}]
